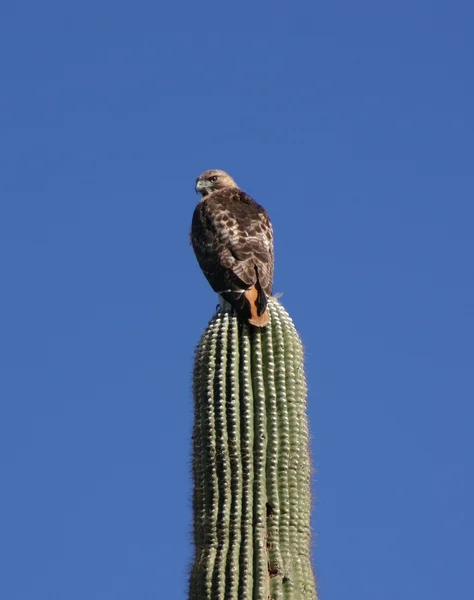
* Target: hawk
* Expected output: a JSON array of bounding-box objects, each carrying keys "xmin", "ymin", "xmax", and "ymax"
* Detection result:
[{"xmin": 191, "ymin": 169, "xmax": 274, "ymax": 327}]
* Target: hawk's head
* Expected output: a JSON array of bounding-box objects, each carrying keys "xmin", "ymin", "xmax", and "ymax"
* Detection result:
[{"xmin": 195, "ymin": 169, "xmax": 238, "ymax": 198}]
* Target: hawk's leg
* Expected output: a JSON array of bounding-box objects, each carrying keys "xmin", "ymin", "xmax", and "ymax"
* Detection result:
[{"xmin": 217, "ymin": 294, "xmax": 239, "ymax": 313}]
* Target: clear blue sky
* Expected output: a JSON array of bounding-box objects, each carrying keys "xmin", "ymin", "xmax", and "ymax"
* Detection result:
[{"xmin": 1, "ymin": 1, "xmax": 472, "ymax": 598}]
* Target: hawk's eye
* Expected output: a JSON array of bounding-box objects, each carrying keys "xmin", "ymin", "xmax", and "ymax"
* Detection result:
[{"xmin": 210, "ymin": 176, "xmax": 218, "ymax": 182}]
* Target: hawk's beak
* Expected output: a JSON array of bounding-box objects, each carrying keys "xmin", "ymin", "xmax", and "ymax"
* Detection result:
[{"xmin": 195, "ymin": 179, "xmax": 204, "ymax": 194}]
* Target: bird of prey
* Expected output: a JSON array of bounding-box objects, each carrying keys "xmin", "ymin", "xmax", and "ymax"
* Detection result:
[{"xmin": 191, "ymin": 169, "xmax": 274, "ymax": 327}]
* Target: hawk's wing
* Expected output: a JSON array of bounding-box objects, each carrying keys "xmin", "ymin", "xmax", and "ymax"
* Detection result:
[{"xmin": 191, "ymin": 189, "xmax": 274, "ymax": 296}]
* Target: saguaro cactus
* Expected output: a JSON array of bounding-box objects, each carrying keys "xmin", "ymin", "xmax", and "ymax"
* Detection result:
[{"xmin": 190, "ymin": 298, "xmax": 316, "ymax": 600}]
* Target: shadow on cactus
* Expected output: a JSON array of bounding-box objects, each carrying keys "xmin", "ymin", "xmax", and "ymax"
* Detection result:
[{"xmin": 190, "ymin": 298, "xmax": 317, "ymax": 600}]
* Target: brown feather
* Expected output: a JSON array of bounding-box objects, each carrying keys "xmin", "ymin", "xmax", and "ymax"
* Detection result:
[{"xmin": 245, "ymin": 285, "xmax": 269, "ymax": 327}]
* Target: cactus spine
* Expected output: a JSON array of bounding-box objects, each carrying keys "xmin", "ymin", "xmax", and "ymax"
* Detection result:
[{"xmin": 190, "ymin": 298, "xmax": 316, "ymax": 600}]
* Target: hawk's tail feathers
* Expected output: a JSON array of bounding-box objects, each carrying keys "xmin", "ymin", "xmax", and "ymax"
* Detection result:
[{"xmin": 244, "ymin": 282, "xmax": 269, "ymax": 327}]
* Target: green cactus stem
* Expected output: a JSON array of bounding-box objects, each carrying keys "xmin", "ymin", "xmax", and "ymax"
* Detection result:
[{"xmin": 190, "ymin": 298, "xmax": 317, "ymax": 600}]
